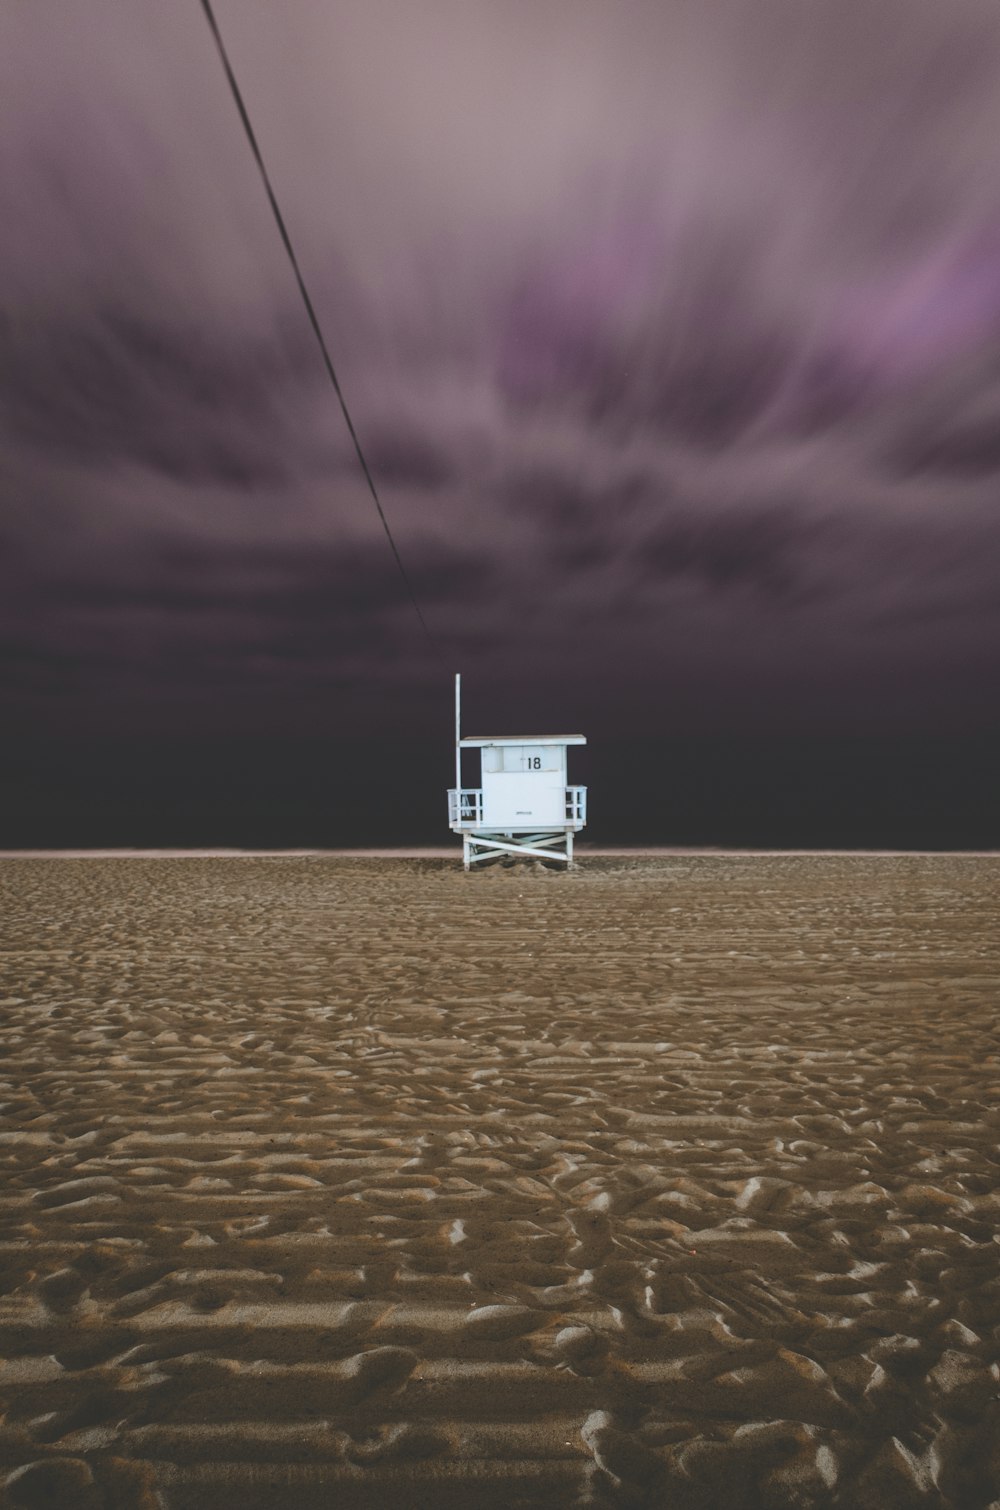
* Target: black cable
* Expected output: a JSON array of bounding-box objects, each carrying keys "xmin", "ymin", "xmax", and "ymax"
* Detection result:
[{"xmin": 198, "ymin": 0, "xmax": 445, "ymax": 664}]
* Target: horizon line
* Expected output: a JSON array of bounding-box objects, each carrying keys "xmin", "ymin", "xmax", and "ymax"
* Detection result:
[{"xmin": 2, "ymin": 847, "xmax": 998, "ymax": 859}]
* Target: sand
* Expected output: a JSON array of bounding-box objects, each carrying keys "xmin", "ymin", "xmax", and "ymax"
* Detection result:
[{"xmin": 0, "ymin": 854, "xmax": 997, "ymax": 1509}]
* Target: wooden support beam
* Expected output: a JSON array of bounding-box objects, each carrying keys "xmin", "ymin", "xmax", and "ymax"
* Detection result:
[
  {"xmin": 470, "ymin": 831, "xmax": 566, "ymax": 848},
  {"xmin": 465, "ymin": 834, "xmax": 571, "ymax": 864}
]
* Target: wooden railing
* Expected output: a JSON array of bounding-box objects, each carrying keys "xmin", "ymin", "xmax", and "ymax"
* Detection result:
[
  {"xmin": 566, "ymin": 786, "xmax": 587, "ymax": 823},
  {"xmin": 448, "ymin": 787, "xmax": 588, "ymax": 828},
  {"xmin": 448, "ymin": 788, "xmax": 484, "ymax": 825}
]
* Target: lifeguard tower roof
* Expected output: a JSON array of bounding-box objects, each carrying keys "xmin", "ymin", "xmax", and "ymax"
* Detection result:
[{"xmin": 459, "ymin": 734, "xmax": 586, "ymax": 747}]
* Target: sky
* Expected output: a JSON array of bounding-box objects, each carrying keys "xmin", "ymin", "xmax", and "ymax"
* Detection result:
[{"xmin": 2, "ymin": 0, "xmax": 999, "ymax": 845}]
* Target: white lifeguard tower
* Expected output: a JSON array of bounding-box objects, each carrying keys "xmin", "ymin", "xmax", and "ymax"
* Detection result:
[{"xmin": 447, "ymin": 675, "xmax": 587, "ymax": 869}]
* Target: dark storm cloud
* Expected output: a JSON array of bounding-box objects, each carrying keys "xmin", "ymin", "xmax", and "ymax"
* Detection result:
[
  {"xmin": 7, "ymin": 535, "xmax": 489, "ymax": 681},
  {"xmin": 497, "ymin": 463, "xmax": 653, "ymax": 572},
  {"xmin": 0, "ymin": 524, "xmax": 493, "ymax": 743},
  {"xmin": 636, "ymin": 507, "xmax": 829, "ymax": 604},
  {"xmin": 364, "ymin": 427, "xmax": 456, "ymax": 492},
  {"xmin": 1, "ymin": 305, "xmax": 312, "ymax": 487},
  {"xmin": 56, "ymin": 535, "xmax": 492, "ymax": 620},
  {"xmin": 2, "ymin": 0, "xmax": 1000, "ymax": 744},
  {"xmin": 889, "ymin": 404, "xmax": 1000, "ymax": 479},
  {"xmin": 498, "ymin": 224, "xmax": 796, "ymax": 448}
]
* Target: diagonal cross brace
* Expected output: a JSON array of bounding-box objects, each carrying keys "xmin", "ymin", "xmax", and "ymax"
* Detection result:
[{"xmin": 466, "ymin": 835, "xmax": 571, "ymax": 863}]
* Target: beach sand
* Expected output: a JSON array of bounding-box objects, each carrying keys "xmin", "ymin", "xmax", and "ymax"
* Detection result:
[{"xmin": 0, "ymin": 854, "xmax": 997, "ymax": 1508}]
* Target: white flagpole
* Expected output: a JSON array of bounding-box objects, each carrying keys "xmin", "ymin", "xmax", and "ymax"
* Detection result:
[{"xmin": 455, "ymin": 672, "xmax": 462, "ymax": 799}]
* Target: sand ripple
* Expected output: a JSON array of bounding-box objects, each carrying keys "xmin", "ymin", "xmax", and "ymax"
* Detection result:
[{"xmin": 0, "ymin": 854, "xmax": 998, "ymax": 1507}]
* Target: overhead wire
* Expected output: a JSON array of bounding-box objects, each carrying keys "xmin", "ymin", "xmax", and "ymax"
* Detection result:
[{"xmin": 197, "ymin": 0, "xmax": 445, "ymax": 665}]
